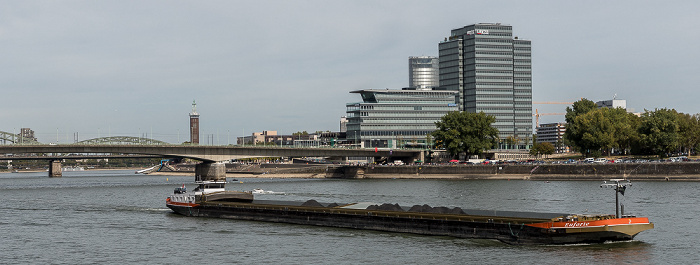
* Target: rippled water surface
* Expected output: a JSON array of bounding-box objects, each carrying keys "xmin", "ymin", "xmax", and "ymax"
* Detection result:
[{"xmin": 1, "ymin": 170, "xmax": 696, "ymax": 264}]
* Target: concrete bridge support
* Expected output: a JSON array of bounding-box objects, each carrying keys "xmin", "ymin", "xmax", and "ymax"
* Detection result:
[
  {"xmin": 195, "ymin": 162, "xmax": 226, "ymax": 182},
  {"xmin": 49, "ymin": 160, "xmax": 62, "ymax": 177}
]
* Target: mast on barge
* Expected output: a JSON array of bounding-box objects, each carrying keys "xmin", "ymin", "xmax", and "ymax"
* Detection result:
[{"xmin": 600, "ymin": 179, "xmax": 632, "ymax": 218}]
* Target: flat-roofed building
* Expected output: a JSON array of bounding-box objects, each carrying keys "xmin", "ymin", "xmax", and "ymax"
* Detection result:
[
  {"xmin": 536, "ymin": 122, "xmax": 569, "ymax": 153},
  {"xmin": 345, "ymin": 88, "xmax": 458, "ymax": 149},
  {"xmin": 596, "ymin": 98, "xmax": 626, "ymax": 110}
]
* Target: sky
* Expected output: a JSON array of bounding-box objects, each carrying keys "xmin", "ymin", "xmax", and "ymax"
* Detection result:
[{"xmin": 2, "ymin": 0, "xmax": 700, "ymax": 144}]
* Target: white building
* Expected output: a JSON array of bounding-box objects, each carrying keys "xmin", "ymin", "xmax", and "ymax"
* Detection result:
[{"xmin": 596, "ymin": 99, "xmax": 626, "ymax": 110}]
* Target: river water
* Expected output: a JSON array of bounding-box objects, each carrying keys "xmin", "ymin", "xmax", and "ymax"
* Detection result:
[{"xmin": 0, "ymin": 170, "xmax": 697, "ymax": 264}]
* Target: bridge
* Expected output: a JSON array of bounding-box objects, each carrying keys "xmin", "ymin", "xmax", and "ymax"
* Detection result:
[
  {"xmin": 0, "ymin": 132, "xmax": 170, "ymax": 146},
  {"xmin": 0, "ymin": 144, "xmax": 425, "ymax": 179},
  {"xmin": 0, "ymin": 130, "xmax": 41, "ymax": 145}
]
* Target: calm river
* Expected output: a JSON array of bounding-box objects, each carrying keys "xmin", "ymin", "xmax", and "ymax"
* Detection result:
[{"xmin": 1, "ymin": 170, "xmax": 697, "ymax": 264}]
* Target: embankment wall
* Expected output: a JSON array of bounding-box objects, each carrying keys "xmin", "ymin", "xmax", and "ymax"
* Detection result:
[{"xmin": 326, "ymin": 163, "xmax": 700, "ymax": 180}]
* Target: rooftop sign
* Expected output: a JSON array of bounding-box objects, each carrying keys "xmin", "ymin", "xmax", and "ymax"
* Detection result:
[{"xmin": 467, "ymin": 29, "xmax": 489, "ymax": 35}]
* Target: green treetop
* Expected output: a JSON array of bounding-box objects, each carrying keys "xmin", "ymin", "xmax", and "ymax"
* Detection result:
[{"xmin": 431, "ymin": 111, "xmax": 499, "ymax": 158}]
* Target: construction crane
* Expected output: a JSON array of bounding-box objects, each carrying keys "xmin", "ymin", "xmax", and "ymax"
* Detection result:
[
  {"xmin": 531, "ymin": 101, "xmax": 572, "ymax": 127},
  {"xmin": 532, "ymin": 101, "xmax": 573, "ymax": 105},
  {"xmin": 533, "ymin": 109, "xmax": 565, "ymax": 127}
]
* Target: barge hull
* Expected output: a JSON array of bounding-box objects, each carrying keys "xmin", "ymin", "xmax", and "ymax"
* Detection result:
[{"xmin": 166, "ymin": 201, "xmax": 649, "ymax": 245}]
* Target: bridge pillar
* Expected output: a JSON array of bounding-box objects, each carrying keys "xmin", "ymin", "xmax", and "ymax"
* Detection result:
[
  {"xmin": 195, "ymin": 162, "xmax": 226, "ymax": 182},
  {"xmin": 49, "ymin": 160, "xmax": 62, "ymax": 177}
]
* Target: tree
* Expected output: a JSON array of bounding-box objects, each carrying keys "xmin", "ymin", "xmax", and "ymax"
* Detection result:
[
  {"xmin": 564, "ymin": 99, "xmax": 639, "ymax": 157},
  {"xmin": 564, "ymin": 98, "xmax": 598, "ymax": 124},
  {"xmin": 425, "ymin": 134, "xmax": 433, "ymax": 149},
  {"xmin": 539, "ymin": 142, "xmax": 555, "ymax": 156},
  {"xmin": 504, "ymin": 136, "xmax": 517, "ymax": 149},
  {"xmin": 638, "ymin": 108, "xmax": 680, "ymax": 157},
  {"xmin": 563, "ymin": 98, "xmax": 598, "ymax": 155},
  {"xmin": 677, "ymin": 113, "xmax": 700, "ymax": 155},
  {"xmin": 567, "ymin": 108, "xmax": 615, "ymax": 157},
  {"xmin": 611, "ymin": 109, "xmax": 640, "ymax": 155},
  {"xmin": 431, "ymin": 111, "xmax": 499, "ymax": 158},
  {"xmin": 530, "ymin": 142, "xmax": 555, "ymax": 158}
]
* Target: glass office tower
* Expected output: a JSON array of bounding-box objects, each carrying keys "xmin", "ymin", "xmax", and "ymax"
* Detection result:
[
  {"xmin": 438, "ymin": 23, "xmax": 532, "ymax": 149},
  {"xmin": 409, "ymin": 56, "xmax": 439, "ymax": 89}
]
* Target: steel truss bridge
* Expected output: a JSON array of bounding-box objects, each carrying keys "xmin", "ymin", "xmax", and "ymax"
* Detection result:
[{"xmin": 0, "ymin": 131, "xmax": 169, "ymax": 146}]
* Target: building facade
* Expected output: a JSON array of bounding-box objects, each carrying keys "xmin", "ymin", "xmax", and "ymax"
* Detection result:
[
  {"xmin": 409, "ymin": 56, "xmax": 439, "ymax": 89},
  {"xmin": 20, "ymin": 128, "xmax": 37, "ymax": 142},
  {"xmin": 438, "ymin": 23, "xmax": 532, "ymax": 149},
  {"xmin": 236, "ymin": 131, "xmax": 322, "ymax": 147},
  {"xmin": 345, "ymin": 89, "xmax": 458, "ymax": 149},
  {"xmin": 339, "ymin": 116, "xmax": 348, "ymax": 133},
  {"xmin": 596, "ymin": 98, "xmax": 626, "ymax": 110},
  {"xmin": 189, "ymin": 100, "xmax": 199, "ymax": 144},
  {"xmin": 536, "ymin": 122, "xmax": 569, "ymax": 153}
]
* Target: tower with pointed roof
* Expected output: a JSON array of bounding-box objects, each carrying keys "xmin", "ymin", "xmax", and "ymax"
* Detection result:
[{"xmin": 189, "ymin": 100, "xmax": 200, "ymax": 144}]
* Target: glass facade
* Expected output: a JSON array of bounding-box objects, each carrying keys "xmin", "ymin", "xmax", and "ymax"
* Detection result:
[
  {"xmin": 438, "ymin": 23, "xmax": 532, "ymax": 149},
  {"xmin": 346, "ymin": 89, "xmax": 458, "ymax": 148},
  {"xmin": 409, "ymin": 56, "xmax": 439, "ymax": 89}
]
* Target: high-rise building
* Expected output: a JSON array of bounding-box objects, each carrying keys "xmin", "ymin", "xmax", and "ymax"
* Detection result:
[
  {"xmin": 189, "ymin": 100, "xmax": 200, "ymax": 144},
  {"xmin": 409, "ymin": 56, "xmax": 439, "ymax": 89},
  {"xmin": 438, "ymin": 23, "xmax": 532, "ymax": 149},
  {"xmin": 345, "ymin": 89, "xmax": 458, "ymax": 149}
]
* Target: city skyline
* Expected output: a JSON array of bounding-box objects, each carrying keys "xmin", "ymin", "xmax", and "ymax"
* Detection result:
[{"xmin": 2, "ymin": 1, "xmax": 700, "ymax": 144}]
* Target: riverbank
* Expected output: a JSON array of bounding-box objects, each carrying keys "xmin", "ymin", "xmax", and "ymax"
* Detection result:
[{"xmin": 146, "ymin": 162, "xmax": 700, "ymax": 181}]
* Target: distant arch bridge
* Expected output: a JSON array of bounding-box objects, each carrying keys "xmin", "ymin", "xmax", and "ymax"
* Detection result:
[
  {"xmin": 76, "ymin": 136, "xmax": 170, "ymax": 145},
  {"xmin": 0, "ymin": 133, "xmax": 170, "ymax": 146}
]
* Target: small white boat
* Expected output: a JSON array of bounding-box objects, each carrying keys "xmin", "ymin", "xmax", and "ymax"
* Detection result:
[
  {"xmin": 136, "ymin": 165, "xmax": 158, "ymax": 174},
  {"xmin": 251, "ymin": 188, "xmax": 284, "ymax": 195}
]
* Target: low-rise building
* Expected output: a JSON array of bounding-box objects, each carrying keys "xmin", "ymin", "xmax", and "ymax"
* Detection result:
[
  {"xmin": 237, "ymin": 131, "xmax": 322, "ymax": 147},
  {"xmin": 596, "ymin": 98, "xmax": 626, "ymax": 110}
]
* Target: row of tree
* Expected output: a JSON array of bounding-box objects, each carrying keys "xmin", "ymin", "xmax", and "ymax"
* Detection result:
[
  {"xmin": 564, "ymin": 99, "xmax": 700, "ymax": 157},
  {"xmin": 431, "ymin": 111, "xmax": 558, "ymax": 159}
]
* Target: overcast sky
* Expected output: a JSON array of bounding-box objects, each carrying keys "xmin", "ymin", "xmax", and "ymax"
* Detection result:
[{"xmin": 2, "ymin": 0, "xmax": 699, "ymax": 144}]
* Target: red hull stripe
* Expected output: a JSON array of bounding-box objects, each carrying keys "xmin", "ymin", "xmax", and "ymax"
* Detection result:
[{"xmin": 526, "ymin": 217, "xmax": 651, "ymax": 229}]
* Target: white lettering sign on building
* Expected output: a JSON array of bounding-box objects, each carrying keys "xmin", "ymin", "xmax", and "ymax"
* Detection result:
[{"xmin": 466, "ymin": 29, "xmax": 489, "ymax": 35}]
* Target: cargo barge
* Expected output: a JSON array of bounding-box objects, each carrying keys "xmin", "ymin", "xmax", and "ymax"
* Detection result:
[{"xmin": 166, "ymin": 179, "xmax": 653, "ymax": 245}]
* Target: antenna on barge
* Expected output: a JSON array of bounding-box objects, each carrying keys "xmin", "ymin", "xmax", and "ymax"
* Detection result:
[{"xmin": 601, "ymin": 179, "xmax": 632, "ymax": 218}]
